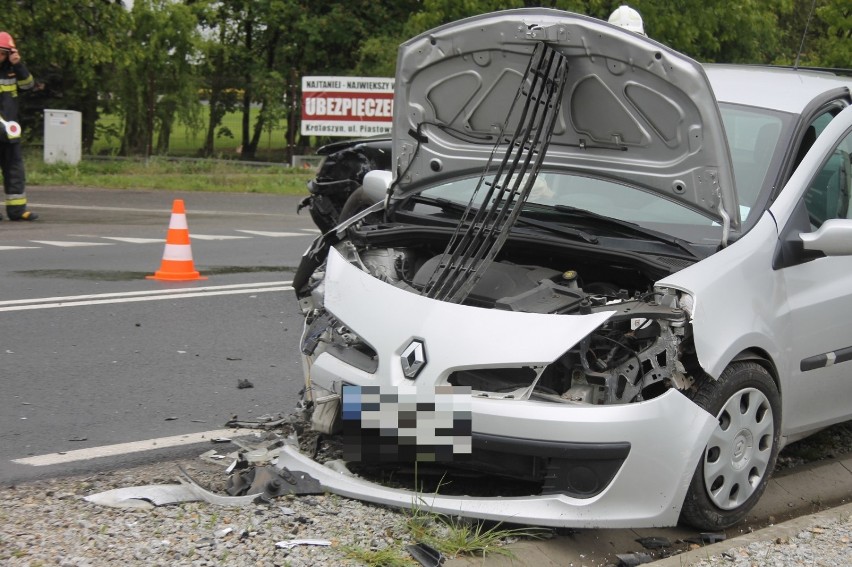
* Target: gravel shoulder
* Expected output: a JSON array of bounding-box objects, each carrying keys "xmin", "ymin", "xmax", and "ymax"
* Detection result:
[
  {"xmin": 649, "ymin": 501, "xmax": 852, "ymax": 567},
  {"xmin": 0, "ymin": 456, "xmax": 413, "ymax": 567},
  {"xmin": 2, "ymin": 421, "xmax": 851, "ymax": 567}
]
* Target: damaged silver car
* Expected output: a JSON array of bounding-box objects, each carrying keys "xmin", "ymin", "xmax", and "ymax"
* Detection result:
[{"xmin": 288, "ymin": 8, "xmax": 852, "ymax": 530}]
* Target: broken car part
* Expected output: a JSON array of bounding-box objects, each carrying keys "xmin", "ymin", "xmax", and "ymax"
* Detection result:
[
  {"xmin": 226, "ymin": 464, "xmax": 323, "ymax": 499},
  {"xmin": 406, "ymin": 542, "xmax": 445, "ymax": 567},
  {"xmin": 84, "ymin": 484, "xmax": 199, "ymax": 509}
]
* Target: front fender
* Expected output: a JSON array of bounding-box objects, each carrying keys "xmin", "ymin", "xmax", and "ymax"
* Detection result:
[{"xmin": 658, "ymin": 213, "xmax": 789, "ymax": 380}]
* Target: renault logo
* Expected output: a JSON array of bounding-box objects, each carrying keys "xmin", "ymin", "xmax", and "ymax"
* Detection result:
[{"xmin": 401, "ymin": 339, "xmax": 426, "ymax": 379}]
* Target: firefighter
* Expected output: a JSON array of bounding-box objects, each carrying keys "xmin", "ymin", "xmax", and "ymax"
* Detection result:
[
  {"xmin": 0, "ymin": 31, "xmax": 37, "ymax": 221},
  {"xmin": 607, "ymin": 5, "xmax": 646, "ymax": 36}
]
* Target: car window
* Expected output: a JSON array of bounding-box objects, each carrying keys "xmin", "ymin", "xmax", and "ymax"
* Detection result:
[
  {"xmin": 812, "ymin": 111, "xmax": 836, "ymax": 137},
  {"xmin": 803, "ymin": 131, "xmax": 852, "ymax": 228},
  {"xmin": 793, "ymin": 111, "xmax": 837, "ymax": 173},
  {"xmin": 719, "ymin": 106, "xmax": 785, "ymax": 218}
]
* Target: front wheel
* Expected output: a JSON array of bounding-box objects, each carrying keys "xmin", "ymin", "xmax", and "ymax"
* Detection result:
[{"xmin": 680, "ymin": 362, "xmax": 781, "ymax": 530}]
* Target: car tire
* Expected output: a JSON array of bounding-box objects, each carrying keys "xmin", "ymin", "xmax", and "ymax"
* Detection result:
[{"xmin": 680, "ymin": 361, "xmax": 781, "ymax": 530}]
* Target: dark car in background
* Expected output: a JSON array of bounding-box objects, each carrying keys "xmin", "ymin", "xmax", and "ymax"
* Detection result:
[{"xmin": 298, "ymin": 137, "xmax": 391, "ymax": 233}]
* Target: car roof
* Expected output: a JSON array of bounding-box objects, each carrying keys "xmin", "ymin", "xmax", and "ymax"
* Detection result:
[{"xmin": 704, "ymin": 64, "xmax": 852, "ymax": 114}]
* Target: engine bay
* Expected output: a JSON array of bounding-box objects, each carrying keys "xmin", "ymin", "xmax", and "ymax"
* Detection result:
[{"xmin": 299, "ymin": 229, "xmax": 698, "ymax": 408}]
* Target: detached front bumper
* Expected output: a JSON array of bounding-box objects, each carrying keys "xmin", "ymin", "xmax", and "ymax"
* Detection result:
[{"xmin": 283, "ymin": 388, "xmax": 715, "ymax": 528}]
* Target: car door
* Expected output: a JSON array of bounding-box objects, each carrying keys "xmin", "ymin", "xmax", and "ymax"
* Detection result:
[{"xmin": 771, "ymin": 105, "xmax": 852, "ymax": 436}]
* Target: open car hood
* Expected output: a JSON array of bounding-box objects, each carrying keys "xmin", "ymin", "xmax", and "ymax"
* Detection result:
[{"xmin": 392, "ymin": 8, "xmax": 739, "ymax": 228}]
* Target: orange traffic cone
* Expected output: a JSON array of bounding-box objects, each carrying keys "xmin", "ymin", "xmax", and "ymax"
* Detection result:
[{"xmin": 146, "ymin": 199, "xmax": 207, "ymax": 281}]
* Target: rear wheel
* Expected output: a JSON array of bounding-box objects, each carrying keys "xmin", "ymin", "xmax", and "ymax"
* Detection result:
[{"xmin": 680, "ymin": 362, "xmax": 781, "ymax": 530}]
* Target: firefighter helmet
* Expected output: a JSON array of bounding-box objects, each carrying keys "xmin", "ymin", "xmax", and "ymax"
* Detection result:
[
  {"xmin": 608, "ymin": 5, "xmax": 646, "ymax": 36},
  {"xmin": 0, "ymin": 32, "xmax": 16, "ymax": 51}
]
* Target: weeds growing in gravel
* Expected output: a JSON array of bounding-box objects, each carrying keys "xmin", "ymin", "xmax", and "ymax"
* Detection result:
[
  {"xmin": 408, "ymin": 513, "xmax": 546, "ymax": 558},
  {"xmin": 341, "ymin": 544, "xmax": 417, "ymax": 566},
  {"xmin": 402, "ymin": 471, "xmax": 547, "ymax": 558}
]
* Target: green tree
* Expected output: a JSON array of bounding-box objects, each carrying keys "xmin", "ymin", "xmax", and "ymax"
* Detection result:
[
  {"xmin": 813, "ymin": 0, "xmax": 852, "ymax": 67},
  {"xmin": 193, "ymin": 0, "xmax": 244, "ymax": 157},
  {"xmin": 3, "ymin": 1, "xmax": 132, "ymax": 152},
  {"xmin": 119, "ymin": 0, "xmax": 201, "ymax": 156}
]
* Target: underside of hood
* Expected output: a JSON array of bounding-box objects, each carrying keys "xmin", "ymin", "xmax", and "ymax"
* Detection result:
[{"xmin": 392, "ymin": 8, "xmax": 739, "ymax": 228}]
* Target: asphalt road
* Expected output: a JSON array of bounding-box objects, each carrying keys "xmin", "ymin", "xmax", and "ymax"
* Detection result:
[
  {"xmin": 0, "ymin": 186, "xmax": 319, "ymax": 484},
  {"xmin": 4, "ymin": 186, "xmax": 851, "ymax": 567}
]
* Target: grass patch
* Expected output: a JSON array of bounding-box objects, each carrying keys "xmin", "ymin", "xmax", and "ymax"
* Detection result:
[
  {"xmin": 341, "ymin": 545, "xmax": 417, "ymax": 567},
  {"xmin": 403, "ymin": 478, "xmax": 548, "ymax": 560},
  {"xmin": 24, "ymin": 153, "xmax": 314, "ymax": 195},
  {"xmin": 406, "ymin": 512, "xmax": 544, "ymax": 559}
]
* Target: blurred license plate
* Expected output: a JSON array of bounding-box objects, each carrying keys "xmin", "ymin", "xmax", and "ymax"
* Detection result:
[{"xmin": 342, "ymin": 385, "xmax": 472, "ymax": 462}]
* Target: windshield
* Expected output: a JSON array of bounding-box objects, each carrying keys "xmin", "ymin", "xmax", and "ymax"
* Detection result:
[
  {"xmin": 412, "ymin": 173, "xmax": 721, "ymax": 244},
  {"xmin": 404, "ymin": 104, "xmax": 792, "ymax": 245}
]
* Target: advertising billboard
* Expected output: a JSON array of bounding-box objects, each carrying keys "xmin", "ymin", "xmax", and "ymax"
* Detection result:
[{"xmin": 301, "ymin": 76, "xmax": 394, "ymax": 137}]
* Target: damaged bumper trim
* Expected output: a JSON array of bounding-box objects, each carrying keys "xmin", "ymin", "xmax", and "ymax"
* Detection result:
[
  {"xmin": 275, "ymin": 390, "xmax": 717, "ymax": 528},
  {"xmin": 474, "ymin": 432, "xmax": 630, "ymax": 460},
  {"xmin": 473, "ymin": 433, "xmax": 630, "ymax": 498}
]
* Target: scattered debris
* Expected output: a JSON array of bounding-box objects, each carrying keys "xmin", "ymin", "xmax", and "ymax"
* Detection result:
[
  {"xmin": 226, "ymin": 357, "xmax": 243, "ymax": 361},
  {"xmin": 199, "ymin": 449, "xmax": 229, "ymax": 463},
  {"xmin": 68, "ymin": 436, "xmax": 88, "ymax": 442},
  {"xmin": 635, "ymin": 536, "xmax": 671, "ymax": 549},
  {"xmin": 237, "ymin": 379, "xmax": 254, "ymax": 389},
  {"xmin": 84, "ymin": 484, "xmax": 199, "ymax": 509},
  {"xmin": 225, "ymin": 413, "xmax": 289, "ymax": 429},
  {"xmin": 616, "ymin": 551, "xmax": 654, "ymax": 566},
  {"xmin": 406, "ymin": 542, "xmax": 445, "ymax": 567},
  {"xmin": 274, "ymin": 539, "xmax": 332, "ymax": 550},
  {"xmin": 226, "ymin": 465, "xmax": 323, "ymax": 499},
  {"xmin": 176, "ymin": 466, "xmax": 264, "ymax": 507},
  {"xmin": 214, "ymin": 527, "xmax": 234, "ymax": 538},
  {"xmin": 210, "ymin": 437, "xmax": 232, "ymax": 443},
  {"xmin": 225, "ymin": 459, "xmax": 240, "ymax": 474},
  {"xmin": 164, "ymin": 416, "xmax": 179, "ymax": 421}
]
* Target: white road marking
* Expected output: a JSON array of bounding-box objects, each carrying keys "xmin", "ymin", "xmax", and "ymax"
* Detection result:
[
  {"xmin": 99, "ymin": 237, "xmax": 165, "ymax": 244},
  {"xmin": 12, "ymin": 429, "xmax": 260, "ymax": 466},
  {"xmin": 30, "ymin": 240, "xmax": 114, "ymax": 247},
  {"xmin": 0, "ymin": 230, "xmax": 312, "ymax": 253},
  {"xmin": 0, "ymin": 281, "xmax": 294, "ymax": 311},
  {"xmin": 236, "ymin": 230, "xmax": 305, "ymax": 237},
  {"xmin": 189, "ymin": 234, "xmax": 253, "ymax": 241},
  {"xmin": 33, "ymin": 203, "xmax": 292, "ymax": 218}
]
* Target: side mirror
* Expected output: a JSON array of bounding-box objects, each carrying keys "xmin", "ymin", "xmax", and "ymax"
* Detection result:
[
  {"xmin": 362, "ymin": 170, "xmax": 393, "ymax": 203},
  {"xmin": 800, "ymin": 218, "xmax": 852, "ymax": 256}
]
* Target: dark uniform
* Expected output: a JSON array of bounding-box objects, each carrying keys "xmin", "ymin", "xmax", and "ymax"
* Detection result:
[{"xmin": 0, "ymin": 43, "xmax": 36, "ymax": 220}]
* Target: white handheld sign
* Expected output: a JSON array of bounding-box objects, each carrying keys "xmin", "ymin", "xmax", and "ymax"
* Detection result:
[{"xmin": 0, "ymin": 115, "xmax": 21, "ymax": 139}]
